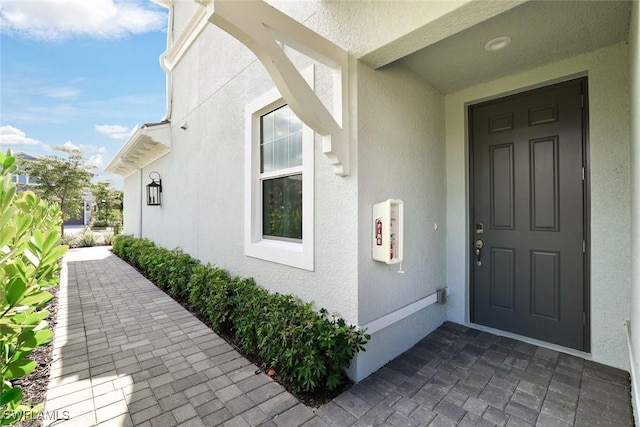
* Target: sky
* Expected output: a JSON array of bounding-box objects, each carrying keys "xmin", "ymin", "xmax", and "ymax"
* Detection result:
[{"xmin": 0, "ymin": 0, "xmax": 169, "ymax": 189}]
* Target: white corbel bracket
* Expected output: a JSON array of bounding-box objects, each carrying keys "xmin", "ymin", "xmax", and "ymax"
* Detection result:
[{"xmin": 196, "ymin": 0, "xmax": 350, "ymax": 176}]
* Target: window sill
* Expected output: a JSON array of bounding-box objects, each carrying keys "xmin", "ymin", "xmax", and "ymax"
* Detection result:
[{"xmin": 245, "ymin": 238, "xmax": 313, "ymax": 271}]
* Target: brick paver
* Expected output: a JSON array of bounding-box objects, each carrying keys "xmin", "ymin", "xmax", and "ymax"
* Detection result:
[
  {"xmin": 42, "ymin": 247, "xmax": 321, "ymax": 426},
  {"xmin": 43, "ymin": 247, "xmax": 635, "ymax": 426}
]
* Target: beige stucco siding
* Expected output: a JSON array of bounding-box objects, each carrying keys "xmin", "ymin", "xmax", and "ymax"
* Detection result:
[{"xmin": 445, "ymin": 42, "xmax": 631, "ymax": 371}]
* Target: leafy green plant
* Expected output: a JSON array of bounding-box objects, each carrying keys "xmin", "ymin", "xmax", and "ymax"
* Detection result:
[
  {"xmin": 0, "ymin": 150, "xmax": 68, "ymax": 424},
  {"xmin": 167, "ymin": 250, "xmax": 199, "ymax": 303},
  {"xmin": 111, "ymin": 234, "xmax": 369, "ymax": 393}
]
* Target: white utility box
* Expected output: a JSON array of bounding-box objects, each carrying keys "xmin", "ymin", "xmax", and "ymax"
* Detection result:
[{"xmin": 372, "ymin": 199, "xmax": 404, "ymax": 264}]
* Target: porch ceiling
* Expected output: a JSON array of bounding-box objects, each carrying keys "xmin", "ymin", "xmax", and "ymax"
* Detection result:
[{"xmin": 397, "ymin": 0, "xmax": 632, "ymax": 94}]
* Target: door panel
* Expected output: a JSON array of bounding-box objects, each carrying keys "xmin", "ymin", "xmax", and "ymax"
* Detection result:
[{"xmin": 470, "ymin": 78, "xmax": 587, "ymax": 351}]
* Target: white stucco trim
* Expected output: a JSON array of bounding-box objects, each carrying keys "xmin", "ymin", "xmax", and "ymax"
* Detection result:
[
  {"xmin": 244, "ymin": 71, "xmax": 315, "ymax": 271},
  {"xmin": 162, "ymin": 4, "xmax": 211, "ymax": 71},
  {"xmin": 105, "ymin": 122, "xmax": 171, "ymax": 177},
  {"xmin": 358, "ymin": 289, "xmax": 443, "ymax": 335}
]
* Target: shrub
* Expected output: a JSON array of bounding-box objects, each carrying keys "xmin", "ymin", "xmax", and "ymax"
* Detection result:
[
  {"xmin": 101, "ymin": 232, "xmax": 114, "ymax": 246},
  {"xmin": 0, "ymin": 150, "xmax": 68, "ymax": 424},
  {"xmin": 167, "ymin": 250, "xmax": 200, "ymax": 303},
  {"xmin": 111, "ymin": 235, "xmax": 369, "ymax": 393},
  {"xmin": 77, "ymin": 231, "xmax": 97, "ymax": 247},
  {"xmin": 61, "ymin": 232, "xmax": 78, "ymax": 248}
]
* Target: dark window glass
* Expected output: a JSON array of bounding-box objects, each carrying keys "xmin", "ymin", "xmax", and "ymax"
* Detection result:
[{"xmin": 262, "ymin": 174, "xmax": 302, "ymax": 240}]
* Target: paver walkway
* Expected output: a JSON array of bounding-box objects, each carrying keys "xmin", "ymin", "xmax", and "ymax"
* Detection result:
[{"xmin": 42, "ymin": 247, "xmax": 634, "ymax": 426}]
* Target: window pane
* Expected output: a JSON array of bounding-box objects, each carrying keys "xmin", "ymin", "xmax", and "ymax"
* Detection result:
[
  {"xmin": 262, "ymin": 141, "xmax": 274, "ymax": 173},
  {"xmin": 260, "ymin": 105, "xmax": 303, "ymax": 172},
  {"xmin": 273, "ymin": 137, "xmax": 288, "ymax": 170},
  {"xmin": 273, "ymin": 105, "xmax": 290, "ymax": 139},
  {"xmin": 262, "ymin": 111, "xmax": 274, "ymax": 143},
  {"xmin": 263, "ymin": 174, "xmax": 302, "ymax": 240},
  {"xmin": 289, "ymin": 132, "xmax": 302, "ymax": 167}
]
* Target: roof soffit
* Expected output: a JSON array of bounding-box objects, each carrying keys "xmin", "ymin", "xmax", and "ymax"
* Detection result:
[{"xmin": 104, "ymin": 122, "xmax": 171, "ymax": 177}]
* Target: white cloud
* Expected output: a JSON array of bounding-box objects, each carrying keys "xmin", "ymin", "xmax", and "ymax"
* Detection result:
[
  {"xmin": 0, "ymin": 125, "xmax": 51, "ymax": 150},
  {"xmin": 0, "ymin": 0, "xmax": 166, "ymax": 41},
  {"xmin": 62, "ymin": 141, "xmax": 80, "ymax": 151},
  {"xmin": 87, "ymin": 154, "xmax": 104, "ymax": 168},
  {"xmin": 95, "ymin": 124, "xmax": 132, "ymax": 140}
]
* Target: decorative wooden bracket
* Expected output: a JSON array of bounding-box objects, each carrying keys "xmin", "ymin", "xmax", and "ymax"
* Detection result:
[{"xmin": 196, "ymin": 0, "xmax": 350, "ymax": 176}]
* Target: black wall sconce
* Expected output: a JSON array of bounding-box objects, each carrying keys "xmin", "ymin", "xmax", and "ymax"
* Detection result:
[{"xmin": 146, "ymin": 171, "xmax": 162, "ymax": 206}]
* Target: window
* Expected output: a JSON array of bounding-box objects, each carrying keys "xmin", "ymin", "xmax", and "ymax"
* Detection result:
[
  {"xmin": 245, "ymin": 78, "xmax": 314, "ymax": 270},
  {"xmin": 261, "ymin": 105, "xmax": 303, "ymax": 241}
]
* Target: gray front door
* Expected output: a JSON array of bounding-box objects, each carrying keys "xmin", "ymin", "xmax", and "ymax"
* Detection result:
[{"xmin": 470, "ymin": 78, "xmax": 588, "ymax": 351}]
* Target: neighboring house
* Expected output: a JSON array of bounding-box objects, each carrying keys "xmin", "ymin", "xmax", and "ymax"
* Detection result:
[
  {"xmin": 12, "ymin": 151, "xmax": 40, "ymax": 191},
  {"xmin": 106, "ymin": 0, "xmax": 640, "ymax": 417}
]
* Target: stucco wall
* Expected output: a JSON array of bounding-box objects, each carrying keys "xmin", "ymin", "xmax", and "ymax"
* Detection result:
[
  {"xmin": 445, "ymin": 42, "xmax": 631, "ymax": 371},
  {"xmin": 122, "ymin": 171, "xmax": 141, "ymax": 237},
  {"xmin": 139, "ymin": 11, "xmax": 360, "ymax": 324},
  {"xmin": 353, "ymin": 62, "xmax": 447, "ymax": 380},
  {"xmin": 628, "ymin": 0, "xmax": 640, "ymax": 420}
]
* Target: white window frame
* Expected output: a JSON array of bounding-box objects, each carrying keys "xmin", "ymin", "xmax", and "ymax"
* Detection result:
[{"xmin": 244, "ymin": 69, "xmax": 314, "ymax": 271}]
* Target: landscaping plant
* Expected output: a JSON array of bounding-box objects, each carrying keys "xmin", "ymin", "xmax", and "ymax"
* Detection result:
[
  {"xmin": 112, "ymin": 234, "xmax": 369, "ymax": 394},
  {"xmin": 0, "ymin": 150, "xmax": 67, "ymax": 424}
]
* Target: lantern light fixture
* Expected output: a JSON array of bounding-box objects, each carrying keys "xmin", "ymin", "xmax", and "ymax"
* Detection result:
[{"xmin": 146, "ymin": 171, "xmax": 162, "ymax": 206}]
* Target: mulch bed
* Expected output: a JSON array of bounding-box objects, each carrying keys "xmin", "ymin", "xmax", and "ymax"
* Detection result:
[{"xmin": 12, "ymin": 285, "xmax": 60, "ymax": 427}]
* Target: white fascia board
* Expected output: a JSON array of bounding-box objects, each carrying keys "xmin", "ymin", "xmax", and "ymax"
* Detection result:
[{"xmin": 104, "ymin": 122, "xmax": 171, "ymax": 176}]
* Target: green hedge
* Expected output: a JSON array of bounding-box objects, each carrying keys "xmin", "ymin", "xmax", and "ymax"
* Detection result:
[{"xmin": 112, "ymin": 235, "xmax": 369, "ymax": 393}]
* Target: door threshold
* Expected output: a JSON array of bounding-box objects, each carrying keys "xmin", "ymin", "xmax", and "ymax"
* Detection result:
[{"xmin": 466, "ymin": 321, "xmax": 592, "ymax": 362}]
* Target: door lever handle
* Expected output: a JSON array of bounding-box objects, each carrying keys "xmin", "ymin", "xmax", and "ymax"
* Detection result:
[{"xmin": 475, "ymin": 239, "xmax": 484, "ymax": 266}]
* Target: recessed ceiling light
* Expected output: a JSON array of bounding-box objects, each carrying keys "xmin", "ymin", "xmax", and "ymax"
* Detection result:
[{"xmin": 484, "ymin": 36, "xmax": 512, "ymax": 52}]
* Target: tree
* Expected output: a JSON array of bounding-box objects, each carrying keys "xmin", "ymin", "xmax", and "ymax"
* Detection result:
[
  {"xmin": 21, "ymin": 147, "xmax": 95, "ymax": 234},
  {"xmin": 91, "ymin": 181, "xmax": 122, "ymax": 229}
]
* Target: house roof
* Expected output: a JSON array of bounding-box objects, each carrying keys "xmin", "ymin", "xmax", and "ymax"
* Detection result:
[
  {"xmin": 13, "ymin": 151, "xmax": 41, "ymax": 161},
  {"xmin": 104, "ymin": 121, "xmax": 171, "ymax": 177}
]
